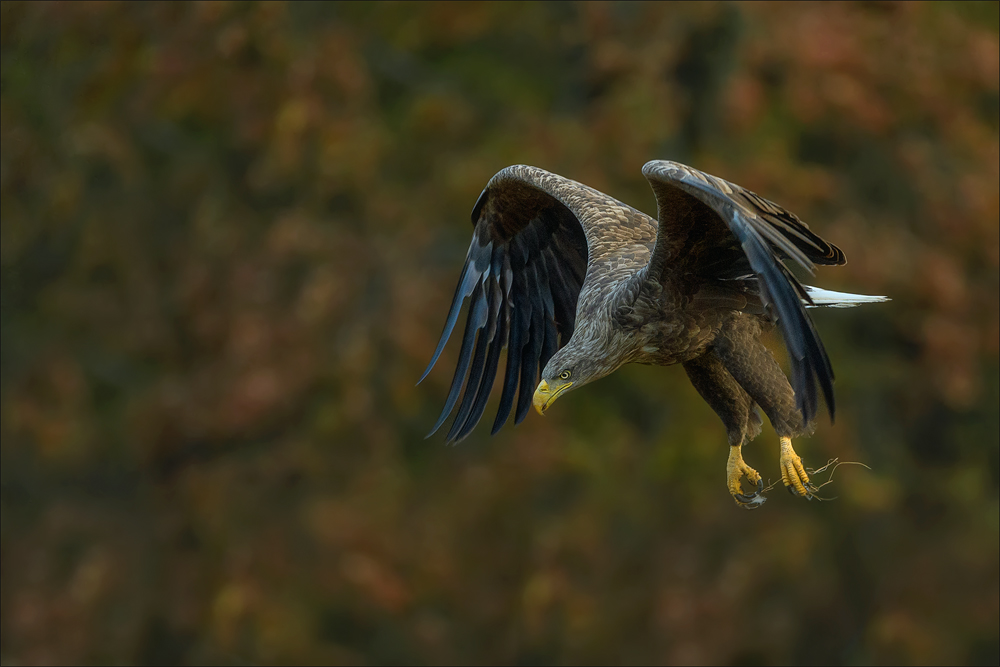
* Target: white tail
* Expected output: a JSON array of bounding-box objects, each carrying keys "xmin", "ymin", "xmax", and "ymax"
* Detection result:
[{"xmin": 803, "ymin": 286, "xmax": 890, "ymax": 308}]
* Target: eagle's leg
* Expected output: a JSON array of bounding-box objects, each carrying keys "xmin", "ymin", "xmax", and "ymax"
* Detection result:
[
  {"xmin": 683, "ymin": 352, "xmax": 764, "ymax": 507},
  {"xmin": 727, "ymin": 444, "xmax": 764, "ymax": 504},
  {"xmin": 714, "ymin": 316, "xmax": 818, "ymax": 500},
  {"xmin": 779, "ymin": 435, "xmax": 815, "ymax": 497}
]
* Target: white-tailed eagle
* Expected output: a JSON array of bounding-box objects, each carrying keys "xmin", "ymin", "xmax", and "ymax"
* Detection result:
[{"xmin": 421, "ymin": 161, "xmax": 887, "ymax": 506}]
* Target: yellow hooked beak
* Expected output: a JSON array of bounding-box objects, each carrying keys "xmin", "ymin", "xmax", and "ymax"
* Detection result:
[{"xmin": 532, "ymin": 379, "xmax": 573, "ymax": 415}]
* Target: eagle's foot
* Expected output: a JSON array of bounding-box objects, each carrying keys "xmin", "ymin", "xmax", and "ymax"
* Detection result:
[
  {"xmin": 779, "ymin": 436, "xmax": 818, "ymax": 498},
  {"xmin": 727, "ymin": 445, "xmax": 766, "ymax": 508}
]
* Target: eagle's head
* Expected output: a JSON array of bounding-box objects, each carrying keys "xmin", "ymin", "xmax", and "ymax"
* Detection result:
[{"xmin": 533, "ymin": 338, "xmax": 622, "ymax": 415}]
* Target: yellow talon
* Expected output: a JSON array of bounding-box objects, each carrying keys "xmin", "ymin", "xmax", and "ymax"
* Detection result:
[
  {"xmin": 727, "ymin": 445, "xmax": 765, "ymax": 507},
  {"xmin": 779, "ymin": 436, "xmax": 815, "ymax": 497}
]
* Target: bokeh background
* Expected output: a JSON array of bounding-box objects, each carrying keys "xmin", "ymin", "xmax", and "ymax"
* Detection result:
[{"xmin": 2, "ymin": 2, "xmax": 998, "ymax": 665}]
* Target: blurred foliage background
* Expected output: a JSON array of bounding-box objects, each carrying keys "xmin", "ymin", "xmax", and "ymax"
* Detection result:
[{"xmin": 1, "ymin": 2, "xmax": 998, "ymax": 665}]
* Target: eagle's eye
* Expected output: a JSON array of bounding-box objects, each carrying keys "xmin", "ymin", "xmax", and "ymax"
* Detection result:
[{"xmin": 559, "ymin": 370, "xmax": 572, "ymax": 380}]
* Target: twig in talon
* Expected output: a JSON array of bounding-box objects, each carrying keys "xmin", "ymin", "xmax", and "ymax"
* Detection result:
[
  {"xmin": 809, "ymin": 458, "xmax": 872, "ymax": 476},
  {"xmin": 824, "ymin": 459, "xmax": 871, "ymax": 481},
  {"xmin": 809, "ymin": 459, "xmax": 871, "ymax": 495},
  {"xmin": 760, "ymin": 479, "xmax": 780, "ymax": 494},
  {"xmin": 807, "ymin": 458, "xmax": 841, "ymax": 475},
  {"xmin": 814, "ymin": 477, "xmax": 837, "ymax": 491},
  {"xmin": 799, "ymin": 480, "xmax": 836, "ymax": 501}
]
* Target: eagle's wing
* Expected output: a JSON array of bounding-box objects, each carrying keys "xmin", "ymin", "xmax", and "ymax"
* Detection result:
[
  {"xmin": 641, "ymin": 160, "xmax": 846, "ymax": 424},
  {"xmin": 421, "ymin": 165, "xmax": 656, "ymax": 443}
]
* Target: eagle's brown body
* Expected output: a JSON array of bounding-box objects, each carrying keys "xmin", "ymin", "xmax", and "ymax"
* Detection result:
[{"xmin": 421, "ymin": 161, "xmax": 886, "ymax": 506}]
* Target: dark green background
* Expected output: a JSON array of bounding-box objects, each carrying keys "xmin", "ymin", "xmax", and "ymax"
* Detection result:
[{"xmin": 2, "ymin": 2, "xmax": 998, "ymax": 664}]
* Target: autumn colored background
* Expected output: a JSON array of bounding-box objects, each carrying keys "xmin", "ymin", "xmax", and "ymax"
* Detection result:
[{"xmin": 2, "ymin": 2, "xmax": 998, "ymax": 665}]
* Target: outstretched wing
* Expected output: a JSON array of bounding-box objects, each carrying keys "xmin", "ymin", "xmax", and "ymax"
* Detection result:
[
  {"xmin": 641, "ymin": 160, "xmax": 847, "ymax": 424},
  {"xmin": 421, "ymin": 165, "xmax": 656, "ymax": 443}
]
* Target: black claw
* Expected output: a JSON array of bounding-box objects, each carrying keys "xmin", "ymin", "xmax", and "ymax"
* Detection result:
[
  {"xmin": 733, "ymin": 478, "xmax": 767, "ymax": 507},
  {"xmin": 786, "ymin": 483, "xmax": 817, "ymax": 499}
]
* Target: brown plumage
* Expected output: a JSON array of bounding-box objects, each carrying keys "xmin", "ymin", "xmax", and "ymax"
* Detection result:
[{"xmin": 420, "ymin": 161, "xmax": 886, "ymax": 505}]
